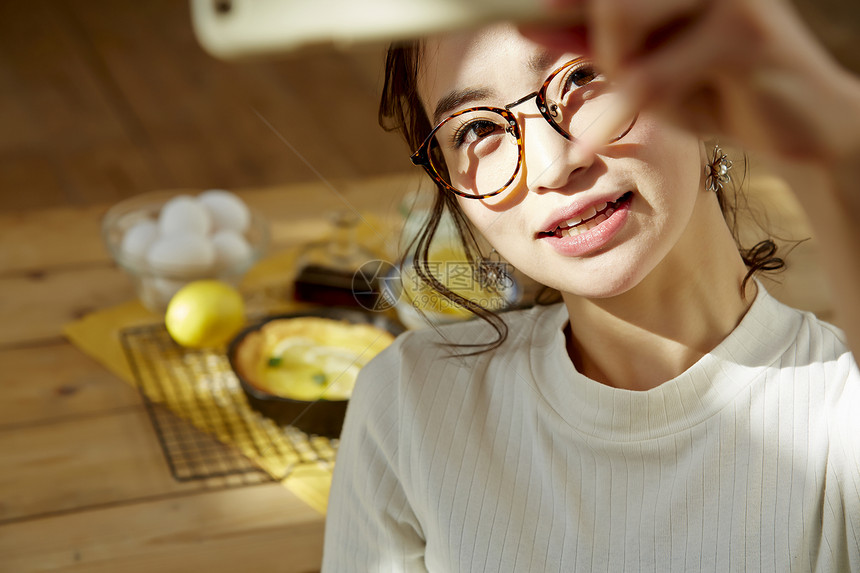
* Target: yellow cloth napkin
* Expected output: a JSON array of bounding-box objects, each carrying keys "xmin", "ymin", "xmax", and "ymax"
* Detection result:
[{"xmin": 63, "ymin": 299, "xmax": 157, "ymax": 384}]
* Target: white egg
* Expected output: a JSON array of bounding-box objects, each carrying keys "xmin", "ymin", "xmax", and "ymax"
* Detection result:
[
  {"xmin": 120, "ymin": 219, "xmax": 158, "ymax": 262},
  {"xmin": 197, "ymin": 189, "xmax": 250, "ymax": 233},
  {"xmin": 146, "ymin": 232, "xmax": 215, "ymax": 275},
  {"xmin": 211, "ymin": 229, "xmax": 253, "ymax": 269},
  {"xmin": 159, "ymin": 195, "xmax": 212, "ymax": 236}
]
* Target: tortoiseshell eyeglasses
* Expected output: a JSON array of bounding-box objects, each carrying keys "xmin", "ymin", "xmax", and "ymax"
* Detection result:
[{"xmin": 410, "ymin": 57, "xmax": 638, "ymax": 199}]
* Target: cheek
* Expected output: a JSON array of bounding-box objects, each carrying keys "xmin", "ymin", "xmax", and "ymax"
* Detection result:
[
  {"xmin": 455, "ymin": 198, "xmax": 525, "ymax": 259},
  {"xmin": 628, "ymin": 119, "xmax": 703, "ymax": 209},
  {"xmin": 456, "ymin": 199, "xmax": 497, "ymax": 240},
  {"xmin": 637, "ymin": 117, "xmax": 702, "ymax": 177}
]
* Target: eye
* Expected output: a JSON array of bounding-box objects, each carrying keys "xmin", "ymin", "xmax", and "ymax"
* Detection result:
[
  {"xmin": 562, "ymin": 62, "xmax": 599, "ymax": 94},
  {"xmin": 452, "ymin": 119, "xmax": 504, "ymax": 148}
]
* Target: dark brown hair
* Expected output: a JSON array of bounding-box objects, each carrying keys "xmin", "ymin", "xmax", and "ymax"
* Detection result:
[{"xmin": 380, "ymin": 41, "xmax": 786, "ymax": 354}]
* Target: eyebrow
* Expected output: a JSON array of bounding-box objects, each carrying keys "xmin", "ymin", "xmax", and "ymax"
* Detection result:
[
  {"xmin": 432, "ymin": 87, "xmax": 494, "ymax": 125},
  {"xmin": 527, "ymin": 50, "xmax": 556, "ymax": 74},
  {"xmin": 430, "ymin": 50, "xmax": 557, "ymax": 125}
]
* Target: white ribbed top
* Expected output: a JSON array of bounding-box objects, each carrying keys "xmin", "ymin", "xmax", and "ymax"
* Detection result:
[{"xmin": 322, "ymin": 287, "xmax": 860, "ymax": 572}]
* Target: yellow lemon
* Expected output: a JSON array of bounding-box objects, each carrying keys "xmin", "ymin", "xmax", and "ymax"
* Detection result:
[{"xmin": 165, "ymin": 280, "xmax": 245, "ymax": 348}]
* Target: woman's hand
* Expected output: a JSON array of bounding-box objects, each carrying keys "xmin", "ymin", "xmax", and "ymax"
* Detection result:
[{"xmin": 528, "ymin": 0, "xmax": 860, "ymax": 168}]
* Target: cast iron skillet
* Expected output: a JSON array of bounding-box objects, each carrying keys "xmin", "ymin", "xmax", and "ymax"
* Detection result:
[{"xmin": 227, "ymin": 307, "xmax": 404, "ymax": 438}]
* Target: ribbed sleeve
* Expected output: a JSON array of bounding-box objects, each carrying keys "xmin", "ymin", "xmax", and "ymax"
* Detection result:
[{"xmin": 322, "ymin": 287, "xmax": 860, "ymax": 572}]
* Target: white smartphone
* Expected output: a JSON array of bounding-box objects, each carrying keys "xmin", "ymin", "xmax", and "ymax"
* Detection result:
[{"xmin": 190, "ymin": 0, "xmax": 584, "ymax": 60}]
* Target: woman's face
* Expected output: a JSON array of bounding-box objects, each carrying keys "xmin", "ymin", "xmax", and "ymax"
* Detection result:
[{"xmin": 417, "ymin": 25, "xmax": 710, "ymax": 299}]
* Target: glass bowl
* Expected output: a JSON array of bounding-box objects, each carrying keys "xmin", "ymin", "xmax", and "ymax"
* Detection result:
[
  {"xmin": 102, "ymin": 190, "xmax": 269, "ymax": 312},
  {"xmin": 384, "ymin": 255, "xmax": 521, "ymax": 330}
]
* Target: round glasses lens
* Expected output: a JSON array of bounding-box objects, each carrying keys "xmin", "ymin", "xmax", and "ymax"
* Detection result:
[
  {"xmin": 429, "ymin": 110, "xmax": 519, "ymax": 198},
  {"xmin": 545, "ymin": 60, "xmax": 634, "ymax": 142}
]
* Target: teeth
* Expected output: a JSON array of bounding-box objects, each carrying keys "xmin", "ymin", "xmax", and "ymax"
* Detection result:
[
  {"xmin": 560, "ymin": 213, "xmax": 608, "ymax": 237},
  {"xmin": 579, "ymin": 205, "xmax": 597, "ymax": 222},
  {"xmin": 550, "ymin": 194, "xmax": 629, "ymax": 237},
  {"xmin": 583, "ymin": 216, "xmax": 603, "ymax": 232}
]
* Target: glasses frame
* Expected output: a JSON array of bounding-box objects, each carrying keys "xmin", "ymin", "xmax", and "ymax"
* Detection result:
[{"xmin": 410, "ymin": 57, "xmax": 637, "ymax": 199}]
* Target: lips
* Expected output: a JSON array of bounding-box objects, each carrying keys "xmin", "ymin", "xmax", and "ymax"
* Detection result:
[
  {"xmin": 537, "ymin": 191, "xmax": 633, "ymax": 257},
  {"xmin": 538, "ymin": 191, "xmax": 634, "ymax": 238}
]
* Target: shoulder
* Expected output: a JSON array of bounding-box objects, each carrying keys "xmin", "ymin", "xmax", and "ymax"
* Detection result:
[
  {"xmin": 762, "ymin": 290, "xmax": 860, "ymax": 440},
  {"xmin": 751, "ymin": 286, "xmax": 856, "ymax": 376},
  {"xmin": 758, "ymin": 297, "xmax": 860, "ymax": 553}
]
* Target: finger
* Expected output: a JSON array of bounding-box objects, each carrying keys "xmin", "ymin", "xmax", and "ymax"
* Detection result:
[
  {"xmin": 589, "ymin": 0, "xmax": 708, "ymax": 73},
  {"xmin": 518, "ymin": 1, "xmax": 589, "ymax": 55},
  {"xmin": 578, "ymin": 91, "xmax": 639, "ymax": 154},
  {"xmin": 620, "ymin": 16, "xmax": 780, "ymax": 152},
  {"xmin": 518, "ymin": 24, "xmax": 591, "ymax": 56},
  {"xmin": 582, "ymin": 8, "xmax": 732, "ymax": 149},
  {"xmin": 615, "ymin": 5, "xmax": 730, "ymax": 113},
  {"xmin": 670, "ymin": 85, "xmax": 723, "ymax": 137},
  {"xmin": 541, "ymin": 0, "xmax": 586, "ymax": 9}
]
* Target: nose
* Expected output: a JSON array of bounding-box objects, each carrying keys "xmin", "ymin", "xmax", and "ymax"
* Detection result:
[{"xmin": 521, "ymin": 113, "xmax": 594, "ymax": 192}]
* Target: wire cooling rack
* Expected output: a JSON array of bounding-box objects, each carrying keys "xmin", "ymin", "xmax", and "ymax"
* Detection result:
[{"xmin": 120, "ymin": 323, "xmax": 337, "ymax": 484}]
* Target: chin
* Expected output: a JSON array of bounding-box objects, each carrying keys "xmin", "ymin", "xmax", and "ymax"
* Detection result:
[
  {"xmin": 564, "ymin": 273, "xmax": 648, "ymax": 300},
  {"xmin": 527, "ymin": 257, "xmax": 653, "ymax": 301}
]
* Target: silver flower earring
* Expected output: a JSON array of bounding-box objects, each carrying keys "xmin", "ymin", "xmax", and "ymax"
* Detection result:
[
  {"xmin": 475, "ymin": 248, "xmax": 512, "ymax": 290},
  {"xmin": 705, "ymin": 144, "xmax": 733, "ymax": 193}
]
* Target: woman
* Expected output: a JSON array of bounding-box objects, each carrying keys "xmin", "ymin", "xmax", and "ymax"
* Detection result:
[{"xmin": 323, "ymin": 0, "xmax": 860, "ymax": 570}]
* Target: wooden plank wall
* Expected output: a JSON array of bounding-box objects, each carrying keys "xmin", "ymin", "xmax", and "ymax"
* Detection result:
[
  {"xmin": 0, "ymin": 0, "xmax": 412, "ymax": 212},
  {"xmin": 0, "ymin": 0, "xmax": 856, "ymax": 214}
]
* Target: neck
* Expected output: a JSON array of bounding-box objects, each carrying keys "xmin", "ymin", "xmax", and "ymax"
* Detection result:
[{"xmin": 561, "ymin": 195, "xmax": 755, "ymax": 391}]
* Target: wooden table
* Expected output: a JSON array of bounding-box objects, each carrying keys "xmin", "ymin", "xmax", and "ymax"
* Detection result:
[
  {"xmin": 0, "ymin": 173, "xmax": 419, "ymax": 573},
  {"xmin": 0, "ymin": 169, "xmax": 833, "ymax": 572}
]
